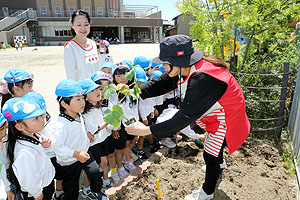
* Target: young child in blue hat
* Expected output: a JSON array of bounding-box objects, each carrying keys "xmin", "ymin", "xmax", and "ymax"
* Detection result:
[
  {"xmin": 79, "ymin": 79, "xmax": 114, "ymax": 192},
  {"xmin": 98, "ymin": 40, "xmax": 114, "ymax": 69},
  {"xmin": 100, "ymin": 62, "xmax": 114, "ymax": 75},
  {"xmin": 134, "ymin": 56, "xmax": 150, "ymax": 71},
  {"xmin": 147, "ymin": 58, "xmax": 161, "ymax": 77},
  {"xmin": 2, "ymin": 97, "xmax": 55, "ymax": 200},
  {"xmin": 54, "ymin": 79, "xmax": 103, "ymax": 200},
  {"xmin": 1, "ymin": 69, "xmax": 34, "ymax": 108},
  {"xmin": 122, "ymin": 60, "xmax": 133, "ymax": 69}
]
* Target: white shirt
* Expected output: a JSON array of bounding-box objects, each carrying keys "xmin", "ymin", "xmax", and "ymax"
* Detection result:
[
  {"xmin": 99, "ymin": 54, "xmax": 114, "ymax": 68},
  {"xmin": 138, "ymin": 97, "xmax": 154, "ymax": 121},
  {"xmin": 13, "ymin": 138, "xmax": 55, "ymax": 198},
  {"xmin": 154, "ymin": 95, "xmax": 164, "ymax": 106},
  {"xmin": 53, "ymin": 114, "xmax": 90, "ymax": 166},
  {"xmin": 0, "ymin": 162, "xmax": 10, "ymax": 200},
  {"xmin": 64, "ymin": 39, "xmax": 100, "ymax": 81},
  {"xmin": 120, "ymin": 96, "xmax": 139, "ymax": 127}
]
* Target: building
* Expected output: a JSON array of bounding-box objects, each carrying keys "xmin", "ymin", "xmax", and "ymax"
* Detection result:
[
  {"xmin": 0, "ymin": 0, "xmax": 163, "ymax": 45},
  {"xmin": 167, "ymin": 13, "xmax": 194, "ymax": 36}
]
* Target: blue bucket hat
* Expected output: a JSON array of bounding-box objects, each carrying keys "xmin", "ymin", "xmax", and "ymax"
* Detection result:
[
  {"xmin": 122, "ymin": 60, "xmax": 133, "ymax": 69},
  {"xmin": 23, "ymin": 92, "xmax": 47, "ymax": 110},
  {"xmin": 0, "ymin": 113, "xmax": 7, "ymax": 127},
  {"xmin": 4, "ymin": 69, "xmax": 34, "ymax": 84},
  {"xmin": 134, "ymin": 66, "xmax": 147, "ymax": 83},
  {"xmin": 100, "ymin": 62, "xmax": 114, "ymax": 70},
  {"xmin": 158, "ymin": 64, "xmax": 166, "ymax": 73},
  {"xmin": 2, "ymin": 97, "xmax": 46, "ymax": 122},
  {"xmin": 55, "ymin": 79, "xmax": 86, "ymax": 97},
  {"xmin": 91, "ymin": 71, "xmax": 113, "ymax": 82},
  {"xmin": 134, "ymin": 56, "xmax": 150, "ymax": 69},
  {"xmin": 149, "ymin": 70, "xmax": 163, "ymax": 80},
  {"xmin": 78, "ymin": 79, "xmax": 100, "ymax": 95}
]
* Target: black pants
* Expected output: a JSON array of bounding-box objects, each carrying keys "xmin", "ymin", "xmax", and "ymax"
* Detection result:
[
  {"xmin": 202, "ymin": 140, "xmax": 227, "ymax": 195},
  {"xmin": 22, "ymin": 180, "xmax": 54, "ymax": 200},
  {"xmin": 60, "ymin": 150, "xmax": 103, "ymax": 200}
]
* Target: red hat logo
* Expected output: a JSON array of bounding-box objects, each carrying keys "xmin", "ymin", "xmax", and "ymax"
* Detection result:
[{"xmin": 177, "ymin": 51, "xmax": 184, "ymax": 56}]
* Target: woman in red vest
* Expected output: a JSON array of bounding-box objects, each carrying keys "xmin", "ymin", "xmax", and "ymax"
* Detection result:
[{"xmin": 126, "ymin": 35, "xmax": 250, "ymax": 200}]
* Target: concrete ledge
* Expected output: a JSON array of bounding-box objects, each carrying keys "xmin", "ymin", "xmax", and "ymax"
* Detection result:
[{"xmin": 105, "ymin": 147, "xmax": 169, "ymax": 198}]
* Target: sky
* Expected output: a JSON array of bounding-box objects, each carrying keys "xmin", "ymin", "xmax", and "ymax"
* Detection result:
[{"xmin": 123, "ymin": 0, "xmax": 181, "ymax": 24}]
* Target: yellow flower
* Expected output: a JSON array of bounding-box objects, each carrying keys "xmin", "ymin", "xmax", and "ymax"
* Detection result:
[{"xmin": 116, "ymin": 84, "xmax": 120, "ymax": 89}]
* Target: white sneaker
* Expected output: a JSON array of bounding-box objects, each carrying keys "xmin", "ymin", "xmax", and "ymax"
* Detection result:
[
  {"xmin": 123, "ymin": 160, "xmax": 136, "ymax": 172},
  {"xmin": 102, "ymin": 179, "xmax": 112, "ymax": 190},
  {"xmin": 185, "ymin": 187, "xmax": 214, "ymax": 200},
  {"xmin": 201, "ymin": 159, "xmax": 226, "ymax": 173},
  {"xmin": 111, "ymin": 172, "xmax": 121, "ymax": 184},
  {"xmin": 117, "ymin": 167, "xmax": 129, "ymax": 179},
  {"xmin": 160, "ymin": 138, "xmax": 176, "ymax": 148}
]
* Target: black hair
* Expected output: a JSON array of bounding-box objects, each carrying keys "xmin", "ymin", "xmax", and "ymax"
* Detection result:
[
  {"xmin": 70, "ymin": 10, "xmax": 91, "ymax": 37},
  {"xmin": 113, "ymin": 66, "xmax": 137, "ymax": 104},
  {"xmin": 56, "ymin": 96, "xmax": 73, "ymax": 113},
  {"xmin": 95, "ymin": 79, "xmax": 111, "ymax": 86},
  {"xmin": 1, "ymin": 79, "xmax": 33, "ymax": 109}
]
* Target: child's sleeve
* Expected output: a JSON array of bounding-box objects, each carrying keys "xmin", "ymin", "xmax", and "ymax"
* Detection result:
[
  {"xmin": 12, "ymin": 152, "xmax": 43, "ymax": 198},
  {"xmin": 1, "ymin": 165, "xmax": 11, "ymax": 193},
  {"xmin": 53, "ymin": 123, "xmax": 75, "ymax": 159},
  {"xmin": 64, "ymin": 45, "xmax": 77, "ymax": 81},
  {"xmin": 83, "ymin": 114, "xmax": 98, "ymax": 135}
]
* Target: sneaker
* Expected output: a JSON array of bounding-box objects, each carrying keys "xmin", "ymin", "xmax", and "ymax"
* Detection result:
[
  {"xmin": 130, "ymin": 150, "xmax": 139, "ymax": 161},
  {"xmin": 136, "ymin": 149, "xmax": 148, "ymax": 161},
  {"xmin": 54, "ymin": 192, "xmax": 65, "ymax": 200},
  {"xmin": 160, "ymin": 138, "xmax": 176, "ymax": 148},
  {"xmin": 117, "ymin": 167, "xmax": 129, "ymax": 179},
  {"xmin": 111, "ymin": 171, "xmax": 121, "ymax": 184},
  {"xmin": 201, "ymin": 159, "xmax": 227, "ymax": 173},
  {"xmin": 81, "ymin": 188, "xmax": 98, "ymax": 200},
  {"xmin": 172, "ymin": 134, "xmax": 183, "ymax": 142},
  {"xmin": 123, "ymin": 160, "xmax": 136, "ymax": 172},
  {"xmin": 96, "ymin": 191, "xmax": 109, "ymax": 200},
  {"xmin": 102, "ymin": 179, "xmax": 112, "ymax": 190},
  {"xmin": 185, "ymin": 187, "xmax": 214, "ymax": 200},
  {"xmin": 150, "ymin": 141, "xmax": 161, "ymax": 154}
]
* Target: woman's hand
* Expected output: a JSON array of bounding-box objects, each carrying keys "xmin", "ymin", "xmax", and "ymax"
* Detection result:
[{"xmin": 125, "ymin": 121, "xmax": 152, "ymax": 136}]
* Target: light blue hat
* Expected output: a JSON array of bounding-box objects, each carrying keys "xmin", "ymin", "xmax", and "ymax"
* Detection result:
[
  {"xmin": 91, "ymin": 71, "xmax": 113, "ymax": 82},
  {"xmin": 4, "ymin": 69, "xmax": 34, "ymax": 84},
  {"xmin": 158, "ymin": 65, "xmax": 166, "ymax": 73},
  {"xmin": 149, "ymin": 70, "xmax": 163, "ymax": 80},
  {"xmin": 2, "ymin": 97, "xmax": 45, "ymax": 122},
  {"xmin": 134, "ymin": 56, "xmax": 150, "ymax": 69},
  {"xmin": 134, "ymin": 66, "xmax": 147, "ymax": 83},
  {"xmin": 55, "ymin": 79, "xmax": 86, "ymax": 97},
  {"xmin": 100, "ymin": 62, "xmax": 114, "ymax": 70},
  {"xmin": 0, "ymin": 113, "xmax": 7, "ymax": 127},
  {"xmin": 122, "ymin": 60, "xmax": 133, "ymax": 69},
  {"xmin": 78, "ymin": 79, "xmax": 100, "ymax": 95},
  {"xmin": 23, "ymin": 92, "xmax": 47, "ymax": 110}
]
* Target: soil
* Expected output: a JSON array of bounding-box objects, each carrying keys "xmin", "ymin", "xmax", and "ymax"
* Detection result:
[{"xmin": 115, "ymin": 136, "xmax": 297, "ymax": 200}]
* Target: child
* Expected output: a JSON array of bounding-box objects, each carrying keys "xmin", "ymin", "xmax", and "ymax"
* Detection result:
[
  {"xmin": 54, "ymin": 79, "xmax": 103, "ymax": 199},
  {"xmin": 134, "ymin": 56, "xmax": 149, "ymax": 71},
  {"xmin": 147, "ymin": 58, "xmax": 160, "ymax": 76},
  {"xmin": 98, "ymin": 40, "xmax": 113, "ymax": 68},
  {"xmin": 112, "ymin": 62, "xmax": 138, "ymax": 178},
  {"xmin": 100, "ymin": 62, "xmax": 114, "ymax": 75},
  {"xmin": 91, "ymin": 71, "xmax": 121, "ymax": 184},
  {"xmin": 3, "ymin": 97, "xmax": 55, "ymax": 200},
  {"xmin": 0, "ymin": 113, "xmax": 14, "ymax": 200},
  {"xmin": 23, "ymin": 92, "xmax": 64, "ymax": 200},
  {"xmin": 1, "ymin": 69, "xmax": 34, "ymax": 108}
]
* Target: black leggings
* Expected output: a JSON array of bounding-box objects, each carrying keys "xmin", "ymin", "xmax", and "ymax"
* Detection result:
[
  {"xmin": 22, "ymin": 180, "xmax": 54, "ymax": 200},
  {"xmin": 202, "ymin": 140, "xmax": 226, "ymax": 195}
]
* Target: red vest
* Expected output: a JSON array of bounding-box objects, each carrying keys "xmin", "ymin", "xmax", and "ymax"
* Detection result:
[{"xmin": 192, "ymin": 60, "xmax": 250, "ymax": 154}]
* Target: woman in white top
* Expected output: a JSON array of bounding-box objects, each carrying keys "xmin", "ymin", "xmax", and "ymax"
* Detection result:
[{"xmin": 64, "ymin": 10, "xmax": 100, "ymax": 81}]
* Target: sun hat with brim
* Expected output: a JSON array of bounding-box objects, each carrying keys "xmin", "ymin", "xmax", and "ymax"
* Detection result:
[
  {"xmin": 2, "ymin": 97, "xmax": 46, "ymax": 122},
  {"xmin": 112, "ymin": 61, "xmax": 129, "ymax": 75},
  {"xmin": 134, "ymin": 56, "xmax": 150, "ymax": 69},
  {"xmin": 152, "ymin": 35, "xmax": 204, "ymax": 67},
  {"xmin": 150, "ymin": 70, "xmax": 163, "ymax": 81},
  {"xmin": 4, "ymin": 69, "xmax": 34, "ymax": 84},
  {"xmin": 0, "ymin": 113, "xmax": 7, "ymax": 127},
  {"xmin": 100, "ymin": 62, "xmax": 114, "ymax": 70},
  {"xmin": 91, "ymin": 71, "xmax": 113, "ymax": 82},
  {"xmin": 158, "ymin": 65, "xmax": 165, "ymax": 73},
  {"xmin": 78, "ymin": 79, "xmax": 100, "ymax": 95},
  {"xmin": 55, "ymin": 79, "xmax": 86, "ymax": 97},
  {"xmin": 122, "ymin": 60, "xmax": 134, "ymax": 69},
  {"xmin": 134, "ymin": 66, "xmax": 147, "ymax": 83},
  {"xmin": 23, "ymin": 92, "xmax": 47, "ymax": 110}
]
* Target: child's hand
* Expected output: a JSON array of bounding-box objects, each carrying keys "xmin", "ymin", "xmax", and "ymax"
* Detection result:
[
  {"xmin": 34, "ymin": 192, "xmax": 43, "ymax": 200},
  {"xmin": 112, "ymin": 130, "xmax": 120, "ymax": 139},
  {"xmin": 142, "ymin": 120, "xmax": 148, "ymax": 126},
  {"xmin": 7, "ymin": 190, "xmax": 15, "ymax": 200},
  {"xmin": 150, "ymin": 112, "xmax": 154, "ymax": 119},
  {"xmin": 40, "ymin": 137, "xmax": 51, "ymax": 148},
  {"xmin": 154, "ymin": 109, "xmax": 159, "ymax": 117},
  {"xmin": 87, "ymin": 132, "xmax": 94, "ymax": 143},
  {"xmin": 74, "ymin": 151, "xmax": 90, "ymax": 163}
]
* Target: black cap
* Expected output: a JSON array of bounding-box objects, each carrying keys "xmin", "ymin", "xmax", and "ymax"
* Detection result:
[{"xmin": 152, "ymin": 35, "xmax": 203, "ymax": 67}]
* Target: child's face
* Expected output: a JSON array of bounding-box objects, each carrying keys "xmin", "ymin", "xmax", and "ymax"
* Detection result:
[
  {"xmin": 86, "ymin": 87, "xmax": 102, "ymax": 105},
  {"xmin": 14, "ymin": 79, "xmax": 34, "ymax": 97},
  {"xmin": 66, "ymin": 95, "xmax": 86, "ymax": 114},
  {"xmin": 21, "ymin": 115, "xmax": 45, "ymax": 134},
  {"xmin": 100, "ymin": 44, "xmax": 107, "ymax": 53},
  {"xmin": 99, "ymin": 80, "xmax": 110, "ymax": 100},
  {"xmin": 114, "ymin": 74, "xmax": 128, "ymax": 84},
  {"xmin": 0, "ymin": 122, "xmax": 7, "ymax": 147},
  {"xmin": 102, "ymin": 67, "xmax": 112, "ymax": 75}
]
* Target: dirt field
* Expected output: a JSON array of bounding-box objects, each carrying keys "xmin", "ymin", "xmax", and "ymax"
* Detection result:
[{"xmin": 0, "ymin": 45, "xmax": 298, "ymax": 200}]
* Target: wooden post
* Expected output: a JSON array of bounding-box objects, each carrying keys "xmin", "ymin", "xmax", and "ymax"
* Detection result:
[{"xmin": 276, "ymin": 62, "xmax": 290, "ymax": 141}]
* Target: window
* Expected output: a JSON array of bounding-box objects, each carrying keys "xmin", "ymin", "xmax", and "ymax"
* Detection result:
[
  {"xmin": 54, "ymin": 6, "xmax": 62, "ymax": 17},
  {"xmin": 69, "ymin": 6, "xmax": 75, "ymax": 17},
  {"xmin": 138, "ymin": 32, "xmax": 149, "ymax": 39},
  {"xmin": 55, "ymin": 28, "xmax": 72, "ymax": 37},
  {"xmin": 124, "ymin": 28, "xmax": 130, "ymax": 37},
  {"xmin": 2, "ymin": 7, "xmax": 9, "ymax": 17},
  {"xmin": 83, "ymin": 7, "xmax": 90, "ymax": 15},
  {"xmin": 97, "ymin": 7, "xmax": 103, "ymax": 17},
  {"xmin": 40, "ymin": 6, "xmax": 47, "ymax": 17}
]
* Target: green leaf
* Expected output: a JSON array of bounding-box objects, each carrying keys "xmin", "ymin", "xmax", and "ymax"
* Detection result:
[
  {"xmin": 121, "ymin": 88, "xmax": 130, "ymax": 96},
  {"xmin": 103, "ymin": 84, "xmax": 117, "ymax": 100},
  {"xmin": 134, "ymin": 84, "xmax": 140, "ymax": 97},
  {"xmin": 103, "ymin": 105, "xmax": 124, "ymax": 128},
  {"xmin": 125, "ymin": 69, "xmax": 135, "ymax": 81}
]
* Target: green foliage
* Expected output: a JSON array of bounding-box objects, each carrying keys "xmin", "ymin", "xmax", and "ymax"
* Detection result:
[
  {"xmin": 125, "ymin": 69, "xmax": 135, "ymax": 81},
  {"xmin": 104, "ymin": 105, "xmax": 124, "ymax": 128},
  {"xmin": 103, "ymin": 84, "xmax": 117, "ymax": 100}
]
